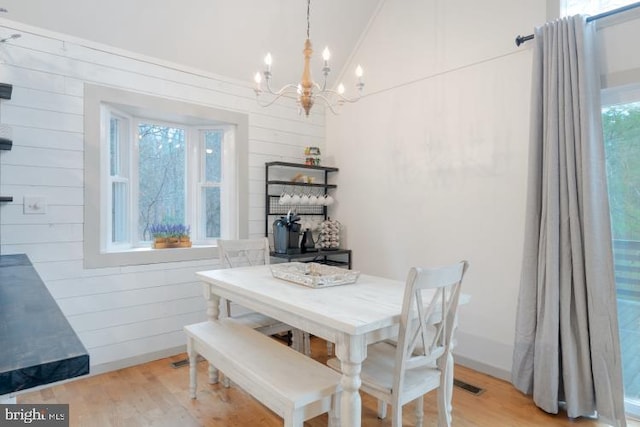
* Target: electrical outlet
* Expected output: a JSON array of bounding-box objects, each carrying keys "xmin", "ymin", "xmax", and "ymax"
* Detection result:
[{"xmin": 24, "ymin": 196, "xmax": 47, "ymax": 214}]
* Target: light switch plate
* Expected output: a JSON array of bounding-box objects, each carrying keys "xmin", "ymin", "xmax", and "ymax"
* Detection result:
[{"xmin": 24, "ymin": 196, "xmax": 47, "ymax": 214}]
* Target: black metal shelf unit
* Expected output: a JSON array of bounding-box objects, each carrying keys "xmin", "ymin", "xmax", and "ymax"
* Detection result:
[
  {"xmin": 265, "ymin": 161, "xmax": 351, "ymax": 268},
  {"xmin": 269, "ymin": 249, "xmax": 352, "ymax": 269},
  {"xmin": 264, "ymin": 161, "xmax": 339, "ymax": 235},
  {"xmin": 0, "ymin": 83, "xmax": 13, "ymax": 203}
]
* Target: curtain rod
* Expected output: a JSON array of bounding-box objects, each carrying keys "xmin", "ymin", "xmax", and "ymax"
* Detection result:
[{"xmin": 515, "ymin": 1, "xmax": 640, "ymax": 46}]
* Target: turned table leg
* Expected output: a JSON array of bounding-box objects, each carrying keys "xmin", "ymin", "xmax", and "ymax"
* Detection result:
[
  {"xmin": 187, "ymin": 337, "xmax": 197, "ymax": 399},
  {"xmin": 335, "ymin": 333, "xmax": 366, "ymax": 427},
  {"xmin": 202, "ymin": 283, "xmax": 221, "ymax": 384}
]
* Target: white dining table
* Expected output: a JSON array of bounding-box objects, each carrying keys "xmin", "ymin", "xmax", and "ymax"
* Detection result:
[{"xmin": 196, "ymin": 264, "xmax": 465, "ymax": 427}]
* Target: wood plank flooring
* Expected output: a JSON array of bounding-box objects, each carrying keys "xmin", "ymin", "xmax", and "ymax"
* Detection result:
[{"xmin": 18, "ymin": 337, "xmax": 640, "ymax": 426}]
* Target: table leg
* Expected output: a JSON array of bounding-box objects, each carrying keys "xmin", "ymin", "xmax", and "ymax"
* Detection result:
[
  {"xmin": 202, "ymin": 283, "xmax": 221, "ymax": 384},
  {"xmin": 187, "ymin": 336, "xmax": 197, "ymax": 399},
  {"xmin": 203, "ymin": 283, "xmax": 221, "ymax": 322},
  {"xmin": 335, "ymin": 333, "xmax": 366, "ymax": 427},
  {"xmin": 291, "ymin": 329, "xmax": 303, "ymax": 353}
]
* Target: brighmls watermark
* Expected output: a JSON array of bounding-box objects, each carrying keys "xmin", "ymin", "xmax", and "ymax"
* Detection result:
[{"xmin": 0, "ymin": 405, "xmax": 68, "ymax": 426}]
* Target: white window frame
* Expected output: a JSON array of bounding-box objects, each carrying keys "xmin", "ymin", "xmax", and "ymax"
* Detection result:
[
  {"xmin": 103, "ymin": 106, "xmax": 132, "ymax": 251},
  {"xmin": 554, "ymin": 0, "xmax": 639, "ymax": 18},
  {"xmin": 84, "ymin": 84, "xmax": 249, "ymax": 269},
  {"xmin": 189, "ymin": 126, "xmax": 237, "ymax": 244}
]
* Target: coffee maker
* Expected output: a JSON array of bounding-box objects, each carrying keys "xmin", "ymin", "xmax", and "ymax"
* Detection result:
[{"xmin": 273, "ymin": 210, "xmax": 302, "ymax": 254}]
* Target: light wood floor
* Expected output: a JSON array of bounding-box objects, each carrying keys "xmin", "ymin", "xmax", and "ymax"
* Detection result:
[{"xmin": 19, "ymin": 337, "xmax": 640, "ymax": 427}]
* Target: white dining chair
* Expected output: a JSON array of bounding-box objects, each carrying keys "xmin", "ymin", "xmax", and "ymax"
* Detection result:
[
  {"xmin": 327, "ymin": 260, "xmax": 468, "ymax": 427},
  {"xmin": 217, "ymin": 238, "xmax": 311, "ymax": 355}
]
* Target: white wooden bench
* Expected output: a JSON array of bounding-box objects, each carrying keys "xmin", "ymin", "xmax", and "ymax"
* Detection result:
[{"xmin": 184, "ymin": 320, "xmax": 341, "ymax": 427}]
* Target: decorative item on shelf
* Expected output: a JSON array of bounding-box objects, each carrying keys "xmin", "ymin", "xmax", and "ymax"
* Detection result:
[
  {"xmin": 300, "ymin": 228, "xmax": 317, "ymax": 253},
  {"xmin": 304, "ymin": 146, "xmax": 321, "ymax": 165},
  {"xmin": 150, "ymin": 223, "xmax": 192, "ymax": 249},
  {"xmin": 319, "ymin": 217, "xmax": 340, "ymax": 250},
  {"xmin": 290, "ymin": 173, "xmax": 307, "ymax": 183},
  {"xmin": 252, "ymin": 0, "xmax": 364, "ymax": 117}
]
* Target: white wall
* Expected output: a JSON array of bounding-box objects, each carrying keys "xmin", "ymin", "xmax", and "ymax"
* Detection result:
[
  {"xmin": 0, "ymin": 19, "xmax": 324, "ymax": 373},
  {"xmin": 327, "ymin": 0, "xmax": 640, "ymax": 380},
  {"xmin": 326, "ymin": 0, "xmax": 544, "ymax": 379}
]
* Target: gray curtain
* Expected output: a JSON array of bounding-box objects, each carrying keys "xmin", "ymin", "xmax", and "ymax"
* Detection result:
[{"xmin": 511, "ymin": 15, "xmax": 627, "ymax": 426}]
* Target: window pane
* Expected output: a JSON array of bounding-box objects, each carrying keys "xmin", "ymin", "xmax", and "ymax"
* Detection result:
[
  {"xmin": 203, "ymin": 186, "xmax": 221, "ymax": 239},
  {"xmin": 602, "ymin": 101, "xmax": 640, "ymax": 413},
  {"xmin": 112, "ymin": 181, "xmax": 127, "ymax": 243},
  {"xmin": 565, "ymin": 0, "xmax": 636, "ymax": 16},
  {"xmin": 138, "ymin": 124, "xmax": 186, "ymax": 241},
  {"xmin": 604, "ymin": 102, "xmax": 640, "ymax": 240},
  {"xmin": 110, "ymin": 117, "xmax": 120, "ymax": 176},
  {"xmin": 204, "ymin": 130, "xmax": 223, "ymax": 183}
]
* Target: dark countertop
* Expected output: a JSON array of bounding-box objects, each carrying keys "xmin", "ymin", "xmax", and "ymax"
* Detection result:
[{"xmin": 0, "ymin": 254, "xmax": 89, "ymax": 395}]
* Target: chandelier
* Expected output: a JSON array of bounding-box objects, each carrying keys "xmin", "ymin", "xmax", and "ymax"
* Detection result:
[{"xmin": 253, "ymin": 0, "xmax": 364, "ymax": 117}]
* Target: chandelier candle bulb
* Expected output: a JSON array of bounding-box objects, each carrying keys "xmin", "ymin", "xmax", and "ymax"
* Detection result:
[
  {"xmin": 322, "ymin": 47, "xmax": 330, "ymax": 62},
  {"xmin": 264, "ymin": 53, "xmax": 272, "ymax": 71}
]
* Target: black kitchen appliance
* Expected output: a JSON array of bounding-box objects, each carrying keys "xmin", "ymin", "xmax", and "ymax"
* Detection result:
[{"xmin": 273, "ymin": 210, "xmax": 302, "ymax": 254}]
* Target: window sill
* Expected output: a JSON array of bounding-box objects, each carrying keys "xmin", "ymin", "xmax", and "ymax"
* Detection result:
[{"xmin": 84, "ymin": 244, "xmax": 217, "ymax": 269}]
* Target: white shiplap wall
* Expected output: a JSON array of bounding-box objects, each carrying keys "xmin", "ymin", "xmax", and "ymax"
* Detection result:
[{"xmin": 0, "ymin": 19, "xmax": 325, "ymax": 373}]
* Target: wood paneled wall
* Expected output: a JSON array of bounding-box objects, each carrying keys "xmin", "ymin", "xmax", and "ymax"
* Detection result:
[{"xmin": 0, "ymin": 19, "xmax": 325, "ymax": 373}]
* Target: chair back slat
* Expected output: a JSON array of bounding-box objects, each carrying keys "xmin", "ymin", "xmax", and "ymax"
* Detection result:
[
  {"xmin": 393, "ymin": 261, "xmax": 468, "ymax": 396},
  {"xmin": 218, "ymin": 238, "xmax": 271, "ymax": 268},
  {"xmin": 217, "ymin": 238, "xmax": 271, "ymax": 316}
]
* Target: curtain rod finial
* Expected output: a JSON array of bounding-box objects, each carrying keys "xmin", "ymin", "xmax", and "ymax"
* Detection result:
[{"xmin": 515, "ymin": 34, "xmax": 534, "ymax": 47}]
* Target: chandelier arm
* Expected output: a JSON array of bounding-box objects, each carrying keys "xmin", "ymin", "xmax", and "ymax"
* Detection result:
[
  {"xmin": 264, "ymin": 81, "xmax": 301, "ymax": 96},
  {"xmin": 321, "ymin": 88, "xmax": 362, "ymax": 104},
  {"xmin": 256, "ymin": 90, "xmax": 299, "ymax": 108},
  {"xmin": 314, "ymin": 93, "xmax": 342, "ymax": 115}
]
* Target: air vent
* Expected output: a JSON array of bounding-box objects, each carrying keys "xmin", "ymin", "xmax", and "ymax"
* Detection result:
[
  {"xmin": 454, "ymin": 378, "xmax": 485, "ymax": 396},
  {"xmin": 170, "ymin": 355, "xmax": 204, "ymax": 369}
]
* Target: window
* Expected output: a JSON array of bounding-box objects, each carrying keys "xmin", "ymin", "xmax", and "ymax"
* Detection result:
[
  {"xmin": 602, "ymin": 84, "xmax": 640, "ymax": 417},
  {"xmin": 109, "ymin": 113, "xmax": 130, "ymax": 245},
  {"xmin": 103, "ymin": 112, "xmax": 234, "ymax": 250},
  {"xmin": 84, "ymin": 84, "xmax": 249, "ymax": 268},
  {"xmin": 563, "ymin": 0, "xmax": 637, "ymax": 16}
]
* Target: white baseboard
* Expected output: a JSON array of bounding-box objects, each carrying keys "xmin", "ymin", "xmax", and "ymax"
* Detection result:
[
  {"xmin": 454, "ymin": 330, "xmax": 513, "ymax": 382},
  {"xmin": 8, "ymin": 345, "xmax": 188, "ymax": 401},
  {"xmin": 89, "ymin": 345, "xmax": 186, "ymax": 376},
  {"xmin": 455, "ymin": 354, "xmax": 512, "ymax": 382}
]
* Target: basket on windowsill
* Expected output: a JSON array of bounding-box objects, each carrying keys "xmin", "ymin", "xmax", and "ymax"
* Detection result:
[
  {"xmin": 153, "ymin": 237, "xmax": 192, "ymax": 249},
  {"xmin": 150, "ymin": 224, "xmax": 192, "ymax": 249}
]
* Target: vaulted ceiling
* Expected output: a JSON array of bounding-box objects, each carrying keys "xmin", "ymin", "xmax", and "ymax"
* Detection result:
[{"xmin": 1, "ymin": 0, "xmax": 381, "ymax": 89}]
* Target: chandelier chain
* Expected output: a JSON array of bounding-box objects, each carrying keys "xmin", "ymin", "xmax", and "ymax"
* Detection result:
[{"xmin": 306, "ymin": 0, "xmax": 311, "ymax": 39}]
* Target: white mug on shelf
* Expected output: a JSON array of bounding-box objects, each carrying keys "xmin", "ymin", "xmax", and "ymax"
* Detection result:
[
  {"xmin": 291, "ymin": 193, "xmax": 301, "ymax": 204},
  {"xmin": 279, "ymin": 192, "xmax": 292, "ymax": 205}
]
